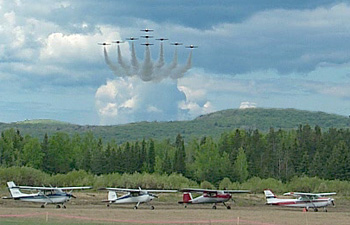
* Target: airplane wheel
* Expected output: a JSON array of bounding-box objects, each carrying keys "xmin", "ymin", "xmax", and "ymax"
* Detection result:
[
  {"xmin": 134, "ymin": 206, "xmax": 138, "ymax": 210},
  {"xmin": 227, "ymin": 205, "xmax": 231, "ymax": 210},
  {"xmin": 41, "ymin": 205, "xmax": 45, "ymax": 208},
  {"xmin": 151, "ymin": 206, "xmax": 155, "ymax": 210},
  {"xmin": 314, "ymin": 208, "xmax": 318, "ymax": 212},
  {"xmin": 63, "ymin": 205, "xmax": 67, "ymax": 209},
  {"xmin": 324, "ymin": 208, "xmax": 328, "ymax": 212},
  {"xmin": 107, "ymin": 204, "xmax": 110, "ymax": 207},
  {"xmin": 212, "ymin": 205, "xmax": 217, "ymax": 210},
  {"xmin": 184, "ymin": 205, "xmax": 187, "ymax": 209},
  {"xmin": 56, "ymin": 205, "xmax": 61, "ymax": 208}
]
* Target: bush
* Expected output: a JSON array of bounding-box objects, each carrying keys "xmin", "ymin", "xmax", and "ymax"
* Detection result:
[{"xmin": 0, "ymin": 167, "xmax": 49, "ymax": 186}]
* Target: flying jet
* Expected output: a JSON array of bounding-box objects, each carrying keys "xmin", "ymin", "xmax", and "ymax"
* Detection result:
[
  {"xmin": 141, "ymin": 43, "xmax": 154, "ymax": 46},
  {"xmin": 99, "ymin": 187, "xmax": 177, "ymax": 209},
  {"xmin": 98, "ymin": 42, "xmax": 111, "ymax": 46},
  {"xmin": 141, "ymin": 28, "xmax": 153, "ymax": 32},
  {"xmin": 126, "ymin": 37, "xmax": 139, "ymax": 41},
  {"xmin": 170, "ymin": 42, "xmax": 183, "ymax": 46},
  {"xmin": 185, "ymin": 45, "xmax": 198, "ymax": 49},
  {"xmin": 141, "ymin": 35, "xmax": 154, "ymax": 39},
  {"xmin": 264, "ymin": 189, "xmax": 336, "ymax": 212},
  {"xmin": 112, "ymin": 40, "xmax": 124, "ymax": 44},
  {"xmin": 156, "ymin": 38, "xmax": 168, "ymax": 41},
  {"xmin": 4, "ymin": 181, "xmax": 92, "ymax": 208},
  {"xmin": 179, "ymin": 188, "xmax": 251, "ymax": 209}
]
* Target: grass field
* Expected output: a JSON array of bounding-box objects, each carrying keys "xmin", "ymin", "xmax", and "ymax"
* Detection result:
[{"xmin": 1, "ymin": 192, "xmax": 349, "ymax": 225}]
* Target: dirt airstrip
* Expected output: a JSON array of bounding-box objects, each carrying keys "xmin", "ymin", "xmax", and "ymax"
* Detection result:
[{"xmin": 0, "ymin": 192, "xmax": 349, "ymax": 225}]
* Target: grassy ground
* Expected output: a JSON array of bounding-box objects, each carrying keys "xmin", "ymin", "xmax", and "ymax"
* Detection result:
[{"xmin": 1, "ymin": 192, "xmax": 350, "ymax": 225}]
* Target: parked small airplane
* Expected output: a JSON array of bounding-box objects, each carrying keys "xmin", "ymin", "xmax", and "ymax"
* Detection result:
[
  {"xmin": 4, "ymin": 181, "xmax": 92, "ymax": 208},
  {"xmin": 99, "ymin": 187, "xmax": 177, "ymax": 209},
  {"xmin": 141, "ymin": 43, "xmax": 154, "ymax": 46},
  {"xmin": 264, "ymin": 189, "xmax": 336, "ymax": 212},
  {"xmin": 179, "ymin": 188, "xmax": 251, "ymax": 209}
]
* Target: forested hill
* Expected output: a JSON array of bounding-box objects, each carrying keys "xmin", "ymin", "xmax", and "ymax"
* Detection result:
[{"xmin": 0, "ymin": 108, "xmax": 349, "ymax": 143}]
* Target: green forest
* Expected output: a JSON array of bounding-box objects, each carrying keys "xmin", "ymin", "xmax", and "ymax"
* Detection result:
[{"xmin": 1, "ymin": 123, "xmax": 350, "ymax": 191}]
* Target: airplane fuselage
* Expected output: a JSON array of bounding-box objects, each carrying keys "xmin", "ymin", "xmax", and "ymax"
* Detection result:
[
  {"xmin": 111, "ymin": 193, "xmax": 154, "ymax": 204},
  {"xmin": 189, "ymin": 193, "xmax": 231, "ymax": 204},
  {"xmin": 15, "ymin": 193, "xmax": 71, "ymax": 204},
  {"xmin": 267, "ymin": 197, "xmax": 333, "ymax": 208}
]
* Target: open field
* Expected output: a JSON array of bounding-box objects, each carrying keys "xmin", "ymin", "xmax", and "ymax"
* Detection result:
[{"xmin": 1, "ymin": 192, "xmax": 350, "ymax": 225}]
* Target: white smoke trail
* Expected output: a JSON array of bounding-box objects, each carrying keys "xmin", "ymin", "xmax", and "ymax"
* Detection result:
[
  {"xmin": 141, "ymin": 46, "xmax": 154, "ymax": 81},
  {"xmin": 117, "ymin": 45, "xmax": 131, "ymax": 76},
  {"xmin": 156, "ymin": 42, "xmax": 165, "ymax": 69},
  {"xmin": 103, "ymin": 47, "xmax": 122, "ymax": 76},
  {"xmin": 102, "ymin": 41, "xmax": 193, "ymax": 82},
  {"xmin": 168, "ymin": 47, "xmax": 178, "ymax": 70},
  {"xmin": 130, "ymin": 42, "xmax": 139, "ymax": 74}
]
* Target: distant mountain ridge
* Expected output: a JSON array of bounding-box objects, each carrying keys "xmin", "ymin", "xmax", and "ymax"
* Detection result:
[{"xmin": 1, "ymin": 108, "xmax": 349, "ymax": 143}]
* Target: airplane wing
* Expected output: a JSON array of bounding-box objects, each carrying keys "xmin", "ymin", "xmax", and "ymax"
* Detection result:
[
  {"xmin": 142, "ymin": 190, "xmax": 177, "ymax": 193},
  {"xmin": 179, "ymin": 188, "xmax": 250, "ymax": 194},
  {"xmin": 283, "ymin": 192, "xmax": 336, "ymax": 197},
  {"xmin": 15, "ymin": 186, "xmax": 92, "ymax": 191},
  {"xmin": 99, "ymin": 188, "xmax": 177, "ymax": 193}
]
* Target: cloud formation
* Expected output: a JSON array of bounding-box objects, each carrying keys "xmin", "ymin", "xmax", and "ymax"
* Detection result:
[{"xmin": 1, "ymin": 1, "xmax": 350, "ymax": 125}]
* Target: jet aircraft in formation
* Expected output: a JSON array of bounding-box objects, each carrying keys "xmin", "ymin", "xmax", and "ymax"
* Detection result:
[{"xmin": 99, "ymin": 28, "xmax": 195, "ymax": 49}]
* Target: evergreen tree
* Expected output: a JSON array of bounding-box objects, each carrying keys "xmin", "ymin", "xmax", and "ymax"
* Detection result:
[
  {"xmin": 234, "ymin": 147, "xmax": 249, "ymax": 182},
  {"xmin": 148, "ymin": 139, "xmax": 155, "ymax": 173},
  {"xmin": 173, "ymin": 134, "xmax": 186, "ymax": 175}
]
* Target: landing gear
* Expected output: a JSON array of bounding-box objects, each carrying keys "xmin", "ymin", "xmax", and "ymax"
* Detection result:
[
  {"xmin": 41, "ymin": 204, "xmax": 45, "ymax": 208},
  {"xmin": 184, "ymin": 205, "xmax": 187, "ymax": 208},
  {"xmin": 313, "ymin": 208, "xmax": 318, "ymax": 212},
  {"xmin": 150, "ymin": 205, "xmax": 155, "ymax": 210},
  {"xmin": 63, "ymin": 205, "xmax": 66, "ymax": 209},
  {"xmin": 323, "ymin": 208, "xmax": 328, "ymax": 212},
  {"xmin": 212, "ymin": 204, "xmax": 217, "ymax": 210},
  {"xmin": 56, "ymin": 205, "xmax": 61, "ymax": 209},
  {"xmin": 223, "ymin": 202, "xmax": 231, "ymax": 209},
  {"xmin": 106, "ymin": 204, "xmax": 110, "ymax": 207},
  {"xmin": 134, "ymin": 206, "xmax": 138, "ymax": 210}
]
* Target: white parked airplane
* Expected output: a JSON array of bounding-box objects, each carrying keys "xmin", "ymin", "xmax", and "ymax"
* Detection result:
[
  {"xmin": 100, "ymin": 187, "xmax": 177, "ymax": 209},
  {"xmin": 4, "ymin": 181, "xmax": 92, "ymax": 208},
  {"xmin": 264, "ymin": 189, "xmax": 336, "ymax": 212},
  {"xmin": 179, "ymin": 188, "xmax": 251, "ymax": 209}
]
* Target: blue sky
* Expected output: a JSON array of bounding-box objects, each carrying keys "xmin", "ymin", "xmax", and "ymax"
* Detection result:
[{"xmin": 0, "ymin": 0, "xmax": 350, "ymax": 125}]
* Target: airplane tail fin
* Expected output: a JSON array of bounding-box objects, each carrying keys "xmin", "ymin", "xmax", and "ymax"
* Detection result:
[
  {"xmin": 182, "ymin": 192, "xmax": 193, "ymax": 203},
  {"xmin": 7, "ymin": 181, "xmax": 23, "ymax": 198},
  {"xmin": 264, "ymin": 189, "xmax": 277, "ymax": 204},
  {"xmin": 107, "ymin": 191, "xmax": 118, "ymax": 202}
]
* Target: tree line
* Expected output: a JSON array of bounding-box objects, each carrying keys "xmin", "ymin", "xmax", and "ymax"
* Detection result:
[{"xmin": 0, "ymin": 124, "xmax": 349, "ymax": 185}]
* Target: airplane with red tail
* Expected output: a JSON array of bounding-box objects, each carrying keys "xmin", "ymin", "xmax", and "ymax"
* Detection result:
[
  {"xmin": 178, "ymin": 188, "xmax": 250, "ymax": 209},
  {"xmin": 264, "ymin": 189, "xmax": 336, "ymax": 212}
]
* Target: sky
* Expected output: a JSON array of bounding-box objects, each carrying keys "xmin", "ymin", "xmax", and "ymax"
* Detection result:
[{"xmin": 0, "ymin": 0, "xmax": 350, "ymax": 125}]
